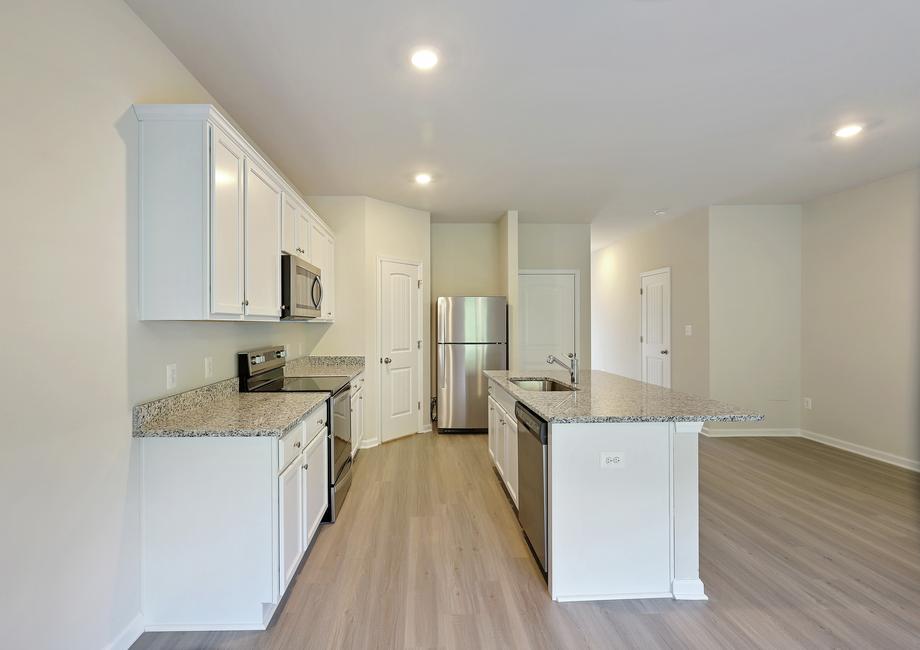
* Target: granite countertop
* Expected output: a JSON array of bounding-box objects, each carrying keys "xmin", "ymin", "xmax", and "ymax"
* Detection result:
[
  {"xmin": 284, "ymin": 355, "xmax": 365, "ymax": 380},
  {"xmin": 484, "ymin": 369, "xmax": 763, "ymax": 424},
  {"xmin": 133, "ymin": 355, "xmax": 365, "ymax": 438},
  {"xmin": 135, "ymin": 391, "xmax": 328, "ymax": 438}
]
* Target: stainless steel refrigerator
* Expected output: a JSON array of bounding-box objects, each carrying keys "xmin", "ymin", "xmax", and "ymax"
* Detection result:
[{"xmin": 437, "ymin": 296, "xmax": 508, "ymax": 431}]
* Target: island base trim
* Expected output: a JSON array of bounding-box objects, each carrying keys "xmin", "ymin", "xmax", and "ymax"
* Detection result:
[
  {"xmin": 672, "ymin": 578, "xmax": 708, "ymax": 600},
  {"xmin": 554, "ymin": 591, "xmax": 674, "ymax": 602}
]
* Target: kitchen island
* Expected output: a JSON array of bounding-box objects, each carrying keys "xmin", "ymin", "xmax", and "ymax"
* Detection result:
[{"xmin": 484, "ymin": 369, "xmax": 761, "ymax": 603}]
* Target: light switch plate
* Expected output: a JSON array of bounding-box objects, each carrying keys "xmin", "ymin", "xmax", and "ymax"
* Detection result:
[
  {"xmin": 166, "ymin": 363, "xmax": 177, "ymax": 390},
  {"xmin": 204, "ymin": 356, "xmax": 213, "ymax": 379},
  {"xmin": 685, "ymin": 324, "xmax": 693, "ymax": 336},
  {"xmin": 600, "ymin": 452, "xmax": 625, "ymax": 469},
  {"xmin": 803, "ymin": 397, "xmax": 813, "ymax": 410}
]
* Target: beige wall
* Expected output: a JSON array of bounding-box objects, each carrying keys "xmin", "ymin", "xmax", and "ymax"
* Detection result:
[
  {"xmin": 709, "ymin": 206, "xmax": 802, "ymax": 430},
  {"xmin": 519, "ymin": 223, "xmax": 592, "ymax": 369},
  {"xmin": 307, "ymin": 196, "xmax": 367, "ymax": 355},
  {"xmin": 802, "ymin": 169, "xmax": 920, "ymax": 463},
  {"xmin": 591, "ymin": 210, "xmax": 710, "ymax": 397},
  {"xmin": 365, "ymin": 198, "xmax": 432, "ymax": 442},
  {"xmin": 431, "ymin": 223, "xmax": 502, "ymax": 298},
  {"xmin": 0, "ymin": 1, "xmax": 325, "ymax": 647}
]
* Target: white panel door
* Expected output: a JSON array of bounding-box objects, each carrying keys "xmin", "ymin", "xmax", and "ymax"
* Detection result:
[
  {"xmin": 279, "ymin": 457, "xmax": 303, "ymax": 592},
  {"xmin": 209, "ymin": 126, "xmax": 245, "ymax": 317},
  {"xmin": 380, "ymin": 259, "xmax": 420, "ymax": 442},
  {"xmin": 519, "ymin": 273, "xmax": 577, "ymax": 371},
  {"xmin": 641, "ymin": 269, "xmax": 671, "ymax": 388},
  {"xmin": 244, "ymin": 160, "xmax": 281, "ymax": 318}
]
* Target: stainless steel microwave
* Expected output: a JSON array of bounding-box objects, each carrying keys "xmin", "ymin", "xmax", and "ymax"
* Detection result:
[{"xmin": 281, "ymin": 254, "xmax": 322, "ymax": 319}]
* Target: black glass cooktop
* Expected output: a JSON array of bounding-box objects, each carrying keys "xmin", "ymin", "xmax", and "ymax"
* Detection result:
[{"xmin": 254, "ymin": 375, "xmax": 350, "ymax": 394}]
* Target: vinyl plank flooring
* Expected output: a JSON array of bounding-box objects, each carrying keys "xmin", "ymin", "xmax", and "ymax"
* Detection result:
[{"xmin": 133, "ymin": 433, "xmax": 920, "ymax": 650}]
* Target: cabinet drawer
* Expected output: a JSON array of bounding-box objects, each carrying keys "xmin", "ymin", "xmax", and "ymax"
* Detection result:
[
  {"xmin": 279, "ymin": 421, "xmax": 307, "ymax": 472},
  {"xmin": 489, "ymin": 380, "xmax": 517, "ymax": 418},
  {"xmin": 307, "ymin": 402, "xmax": 327, "ymax": 438}
]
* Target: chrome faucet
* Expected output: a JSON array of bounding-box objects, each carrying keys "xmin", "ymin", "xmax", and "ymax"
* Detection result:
[{"xmin": 546, "ymin": 352, "xmax": 579, "ymax": 385}]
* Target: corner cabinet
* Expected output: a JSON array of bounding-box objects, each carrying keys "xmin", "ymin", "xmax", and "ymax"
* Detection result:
[
  {"xmin": 309, "ymin": 217, "xmax": 336, "ymax": 321},
  {"xmin": 134, "ymin": 104, "xmax": 334, "ymax": 321}
]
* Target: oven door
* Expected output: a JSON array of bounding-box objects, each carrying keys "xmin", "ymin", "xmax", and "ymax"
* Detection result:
[
  {"xmin": 281, "ymin": 254, "xmax": 322, "ymax": 319},
  {"xmin": 330, "ymin": 386, "xmax": 352, "ymax": 482}
]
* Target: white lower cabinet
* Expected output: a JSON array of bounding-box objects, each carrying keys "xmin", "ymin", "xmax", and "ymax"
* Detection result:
[
  {"xmin": 279, "ymin": 453, "xmax": 303, "ymax": 592},
  {"xmin": 350, "ymin": 373, "xmax": 365, "ymax": 454},
  {"xmin": 504, "ymin": 415, "xmax": 519, "ymax": 507},
  {"xmin": 487, "ymin": 388, "xmax": 518, "ymax": 506},
  {"xmin": 141, "ymin": 400, "xmax": 330, "ymax": 631},
  {"xmin": 303, "ymin": 427, "xmax": 329, "ymax": 544}
]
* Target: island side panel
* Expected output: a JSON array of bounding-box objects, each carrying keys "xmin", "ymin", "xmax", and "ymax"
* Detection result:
[
  {"xmin": 548, "ymin": 421, "xmax": 673, "ymax": 601},
  {"xmin": 671, "ymin": 421, "xmax": 707, "ymax": 599}
]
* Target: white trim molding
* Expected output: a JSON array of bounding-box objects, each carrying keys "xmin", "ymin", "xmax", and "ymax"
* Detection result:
[
  {"xmin": 800, "ymin": 429, "xmax": 920, "ymax": 473},
  {"xmin": 701, "ymin": 426, "xmax": 800, "ymax": 438},
  {"xmin": 701, "ymin": 426, "xmax": 919, "ymax": 473},
  {"xmin": 104, "ymin": 614, "xmax": 145, "ymax": 650}
]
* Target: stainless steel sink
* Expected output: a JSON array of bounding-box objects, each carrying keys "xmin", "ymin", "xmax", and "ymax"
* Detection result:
[{"xmin": 510, "ymin": 378, "xmax": 577, "ymax": 392}]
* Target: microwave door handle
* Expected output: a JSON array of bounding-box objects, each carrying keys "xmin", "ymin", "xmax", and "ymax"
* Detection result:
[{"xmin": 312, "ymin": 275, "xmax": 323, "ymax": 310}]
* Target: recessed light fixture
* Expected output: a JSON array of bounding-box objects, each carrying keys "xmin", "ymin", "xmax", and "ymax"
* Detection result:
[
  {"xmin": 834, "ymin": 123, "xmax": 864, "ymax": 139},
  {"xmin": 653, "ymin": 209, "xmax": 668, "ymax": 217},
  {"xmin": 411, "ymin": 48, "xmax": 439, "ymax": 70},
  {"xmin": 414, "ymin": 172, "xmax": 432, "ymax": 185}
]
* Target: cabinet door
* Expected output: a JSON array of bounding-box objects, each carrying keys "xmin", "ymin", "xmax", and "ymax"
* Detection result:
[
  {"xmin": 281, "ymin": 194, "xmax": 298, "ymax": 255},
  {"xmin": 494, "ymin": 405, "xmax": 506, "ymax": 478},
  {"xmin": 357, "ymin": 390, "xmax": 365, "ymax": 450},
  {"xmin": 303, "ymin": 428, "xmax": 329, "ymax": 545},
  {"xmin": 487, "ymin": 397, "xmax": 498, "ymax": 463},
  {"xmin": 244, "ymin": 160, "xmax": 281, "ymax": 318},
  {"xmin": 295, "ymin": 212, "xmax": 310, "ymax": 260},
  {"xmin": 209, "ymin": 126, "xmax": 245, "ymax": 317},
  {"xmin": 350, "ymin": 393, "xmax": 359, "ymax": 457},
  {"xmin": 504, "ymin": 416, "xmax": 518, "ymax": 507},
  {"xmin": 309, "ymin": 219, "xmax": 335, "ymax": 320},
  {"xmin": 279, "ymin": 456, "xmax": 303, "ymax": 592}
]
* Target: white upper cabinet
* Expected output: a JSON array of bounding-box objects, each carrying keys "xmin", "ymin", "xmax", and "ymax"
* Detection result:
[
  {"xmin": 243, "ymin": 159, "xmax": 281, "ymax": 318},
  {"xmin": 209, "ymin": 126, "xmax": 245, "ymax": 317},
  {"xmin": 309, "ymin": 215, "xmax": 335, "ymax": 321},
  {"xmin": 134, "ymin": 104, "xmax": 333, "ymax": 321},
  {"xmin": 281, "ymin": 194, "xmax": 310, "ymax": 259}
]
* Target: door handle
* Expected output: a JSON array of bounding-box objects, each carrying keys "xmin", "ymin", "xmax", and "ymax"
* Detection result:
[
  {"xmin": 384, "ymin": 357, "xmax": 392, "ymax": 364},
  {"xmin": 661, "ymin": 350, "xmax": 669, "ymax": 355}
]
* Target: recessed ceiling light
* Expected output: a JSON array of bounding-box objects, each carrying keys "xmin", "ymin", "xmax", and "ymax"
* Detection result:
[
  {"xmin": 411, "ymin": 48, "xmax": 438, "ymax": 70},
  {"xmin": 414, "ymin": 172, "xmax": 432, "ymax": 185},
  {"xmin": 834, "ymin": 123, "xmax": 864, "ymax": 139},
  {"xmin": 653, "ymin": 209, "xmax": 668, "ymax": 217}
]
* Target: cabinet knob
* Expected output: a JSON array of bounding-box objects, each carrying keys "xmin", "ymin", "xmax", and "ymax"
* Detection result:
[
  {"xmin": 242, "ymin": 299, "xmax": 249, "ymax": 306},
  {"xmin": 317, "ymin": 418, "xmax": 323, "ymax": 424},
  {"xmin": 302, "ymin": 463, "xmax": 308, "ymax": 470},
  {"xmin": 294, "ymin": 441, "xmax": 301, "ymax": 448}
]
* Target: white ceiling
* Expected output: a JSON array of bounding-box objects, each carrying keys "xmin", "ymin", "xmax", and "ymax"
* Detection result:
[{"xmin": 127, "ymin": 0, "xmax": 920, "ymax": 248}]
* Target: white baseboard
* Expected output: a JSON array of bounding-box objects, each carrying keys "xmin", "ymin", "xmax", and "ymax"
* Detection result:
[
  {"xmin": 800, "ymin": 429, "xmax": 919, "ymax": 472},
  {"xmin": 104, "ymin": 613, "xmax": 144, "ymax": 650},
  {"xmin": 420, "ymin": 424, "xmax": 432, "ymax": 433},
  {"xmin": 671, "ymin": 579, "xmax": 708, "ymax": 601},
  {"xmin": 701, "ymin": 426, "xmax": 799, "ymax": 438},
  {"xmin": 554, "ymin": 591, "xmax": 674, "ymax": 602},
  {"xmin": 360, "ymin": 436, "xmax": 379, "ymax": 449},
  {"xmin": 144, "ymin": 622, "xmax": 266, "ymax": 632},
  {"xmin": 702, "ymin": 426, "xmax": 919, "ymax": 473}
]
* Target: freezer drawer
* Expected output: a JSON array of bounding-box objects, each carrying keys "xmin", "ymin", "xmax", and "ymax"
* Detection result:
[
  {"xmin": 437, "ymin": 343, "xmax": 507, "ymax": 430},
  {"xmin": 437, "ymin": 296, "xmax": 507, "ymax": 343}
]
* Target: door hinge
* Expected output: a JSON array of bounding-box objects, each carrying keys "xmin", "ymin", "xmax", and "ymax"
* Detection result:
[
  {"xmin": 640, "ymin": 288, "xmax": 644, "ymax": 295},
  {"xmin": 418, "ymin": 401, "xmax": 421, "ymax": 410},
  {"xmin": 418, "ymin": 280, "xmax": 422, "ymax": 288},
  {"xmin": 417, "ymin": 340, "xmax": 421, "ymax": 349},
  {"xmin": 640, "ymin": 335, "xmax": 644, "ymax": 343}
]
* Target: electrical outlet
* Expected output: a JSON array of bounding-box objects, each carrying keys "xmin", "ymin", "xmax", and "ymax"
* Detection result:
[
  {"xmin": 685, "ymin": 324, "xmax": 693, "ymax": 336},
  {"xmin": 803, "ymin": 397, "xmax": 813, "ymax": 410},
  {"xmin": 204, "ymin": 356, "xmax": 213, "ymax": 379},
  {"xmin": 166, "ymin": 363, "xmax": 177, "ymax": 390},
  {"xmin": 600, "ymin": 452, "xmax": 625, "ymax": 469}
]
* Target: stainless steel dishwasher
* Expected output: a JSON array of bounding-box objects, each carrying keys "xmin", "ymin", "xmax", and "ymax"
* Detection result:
[{"xmin": 516, "ymin": 402, "xmax": 549, "ymax": 576}]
